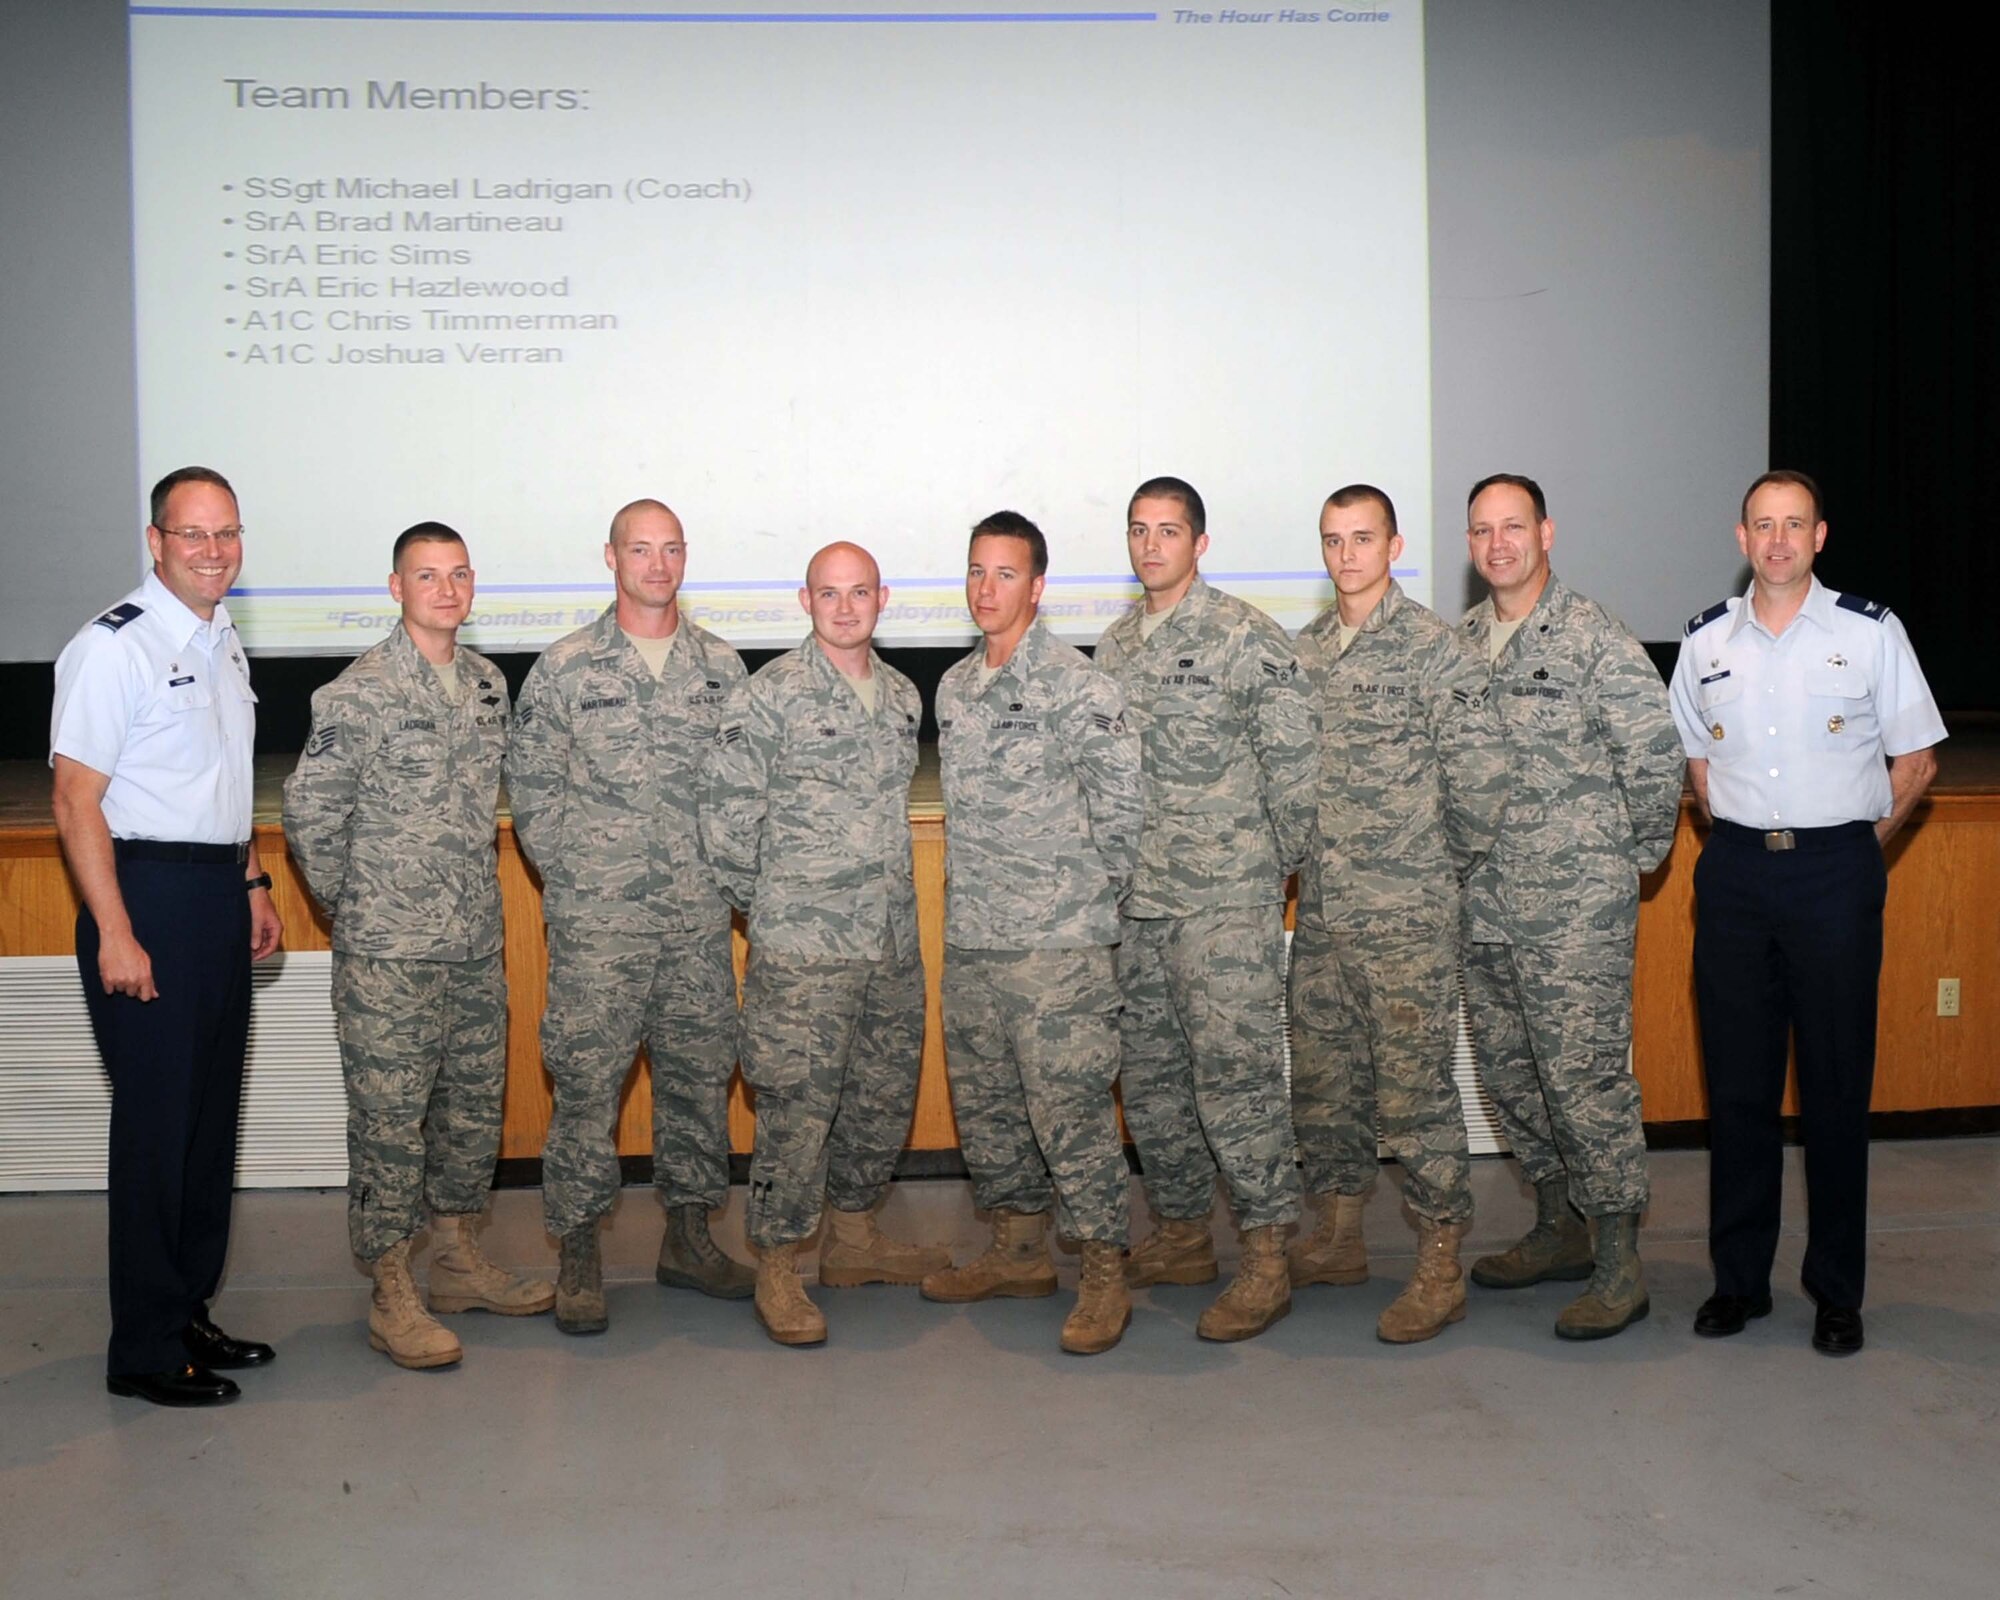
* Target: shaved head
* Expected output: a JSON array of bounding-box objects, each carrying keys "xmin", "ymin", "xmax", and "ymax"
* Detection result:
[
  {"xmin": 609, "ymin": 497, "xmax": 681, "ymax": 547},
  {"xmin": 805, "ymin": 540, "xmax": 880, "ymax": 591},
  {"xmin": 800, "ymin": 540, "xmax": 888, "ymax": 660}
]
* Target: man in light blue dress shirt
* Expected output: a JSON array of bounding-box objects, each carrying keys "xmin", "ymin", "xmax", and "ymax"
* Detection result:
[
  {"xmin": 1670, "ymin": 469, "xmax": 1945, "ymax": 1356},
  {"xmin": 51, "ymin": 466, "xmax": 285, "ymax": 1406}
]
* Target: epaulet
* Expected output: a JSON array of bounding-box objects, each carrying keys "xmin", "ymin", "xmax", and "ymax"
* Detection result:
[
  {"xmin": 93, "ymin": 602, "xmax": 144, "ymax": 632},
  {"xmin": 1835, "ymin": 592, "xmax": 1891, "ymax": 623},
  {"xmin": 1683, "ymin": 599, "xmax": 1731, "ymax": 637}
]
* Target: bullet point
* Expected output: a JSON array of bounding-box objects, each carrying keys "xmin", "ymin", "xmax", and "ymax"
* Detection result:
[
  {"xmin": 224, "ymin": 284, "xmax": 236, "ymax": 291},
  {"xmin": 223, "ymin": 250, "xmax": 235, "ymax": 259},
  {"xmin": 222, "ymin": 217, "xmax": 235, "ymax": 225},
  {"xmin": 222, "ymin": 183, "xmax": 235, "ymax": 191},
  {"xmin": 225, "ymin": 351, "xmax": 237, "ymax": 359},
  {"xmin": 225, "ymin": 317, "xmax": 236, "ymax": 325}
]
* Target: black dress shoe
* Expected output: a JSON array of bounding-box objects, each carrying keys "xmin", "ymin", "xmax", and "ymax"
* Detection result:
[
  {"xmin": 1693, "ymin": 1292, "xmax": 1773, "ymax": 1337},
  {"xmin": 107, "ymin": 1363, "xmax": 240, "ymax": 1407},
  {"xmin": 1812, "ymin": 1304, "xmax": 1864, "ymax": 1357},
  {"xmin": 184, "ymin": 1314, "xmax": 275, "ymax": 1370}
]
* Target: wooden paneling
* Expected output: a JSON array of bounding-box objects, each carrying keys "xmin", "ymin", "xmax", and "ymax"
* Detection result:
[{"xmin": 6, "ymin": 797, "xmax": 1996, "ymax": 1159}]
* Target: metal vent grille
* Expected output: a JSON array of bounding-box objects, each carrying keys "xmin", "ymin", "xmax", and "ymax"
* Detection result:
[
  {"xmin": 0, "ymin": 952, "xmax": 347, "ymax": 1192},
  {"xmin": 1279, "ymin": 933, "xmax": 1511, "ymax": 1157}
]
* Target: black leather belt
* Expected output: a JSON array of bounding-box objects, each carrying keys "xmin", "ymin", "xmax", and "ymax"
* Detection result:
[
  {"xmin": 1712, "ymin": 819, "xmax": 1875, "ymax": 853},
  {"xmin": 113, "ymin": 839, "xmax": 250, "ymax": 864}
]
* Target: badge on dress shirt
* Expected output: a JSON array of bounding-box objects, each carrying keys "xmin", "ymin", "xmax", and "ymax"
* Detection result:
[
  {"xmin": 1827, "ymin": 653, "xmax": 1847, "ymax": 668},
  {"xmin": 1711, "ymin": 722, "xmax": 1725, "ymax": 741},
  {"xmin": 1828, "ymin": 714, "xmax": 1846, "ymax": 733}
]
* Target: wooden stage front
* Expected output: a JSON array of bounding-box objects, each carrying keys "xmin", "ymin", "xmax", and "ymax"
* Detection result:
[{"xmin": 3, "ymin": 743, "xmax": 1997, "ymax": 1161}]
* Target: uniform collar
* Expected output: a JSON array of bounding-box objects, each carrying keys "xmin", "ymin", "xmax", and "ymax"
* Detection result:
[
  {"xmin": 1515, "ymin": 571, "xmax": 1568, "ymax": 630},
  {"xmin": 590, "ymin": 601, "xmax": 668, "ymax": 669},
  {"xmin": 799, "ymin": 630, "xmax": 879, "ymax": 699},
  {"xmin": 1468, "ymin": 571, "xmax": 1565, "ymax": 645},
  {"xmin": 973, "ymin": 615, "xmax": 1050, "ymax": 691},
  {"xmin": 1730, "ymin": 574, "xmax": 1832, "ymax": 641},
  {"xmin": 1149, "ymin": 572, "xmax": 1215, "ymax": 640},
  {"xmin": 384, "ymin": 618, "xmax": 463, "ymax": 699},
  {"xmin": 141, "ymin": 569, "xmax": 229, "ymax": 650},
  {"xmin": 586, "ymin": 603, "xmax": 627, "ymax": 661},
  {"xmin": 1357, "ymin": 578, "xmax": 1406, "ymax": 635}
]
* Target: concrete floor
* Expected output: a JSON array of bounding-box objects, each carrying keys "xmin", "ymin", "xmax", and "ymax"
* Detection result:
[{"xmin": 2, "ymin": 1142, "xmax": 1995, "ymax": 1600}]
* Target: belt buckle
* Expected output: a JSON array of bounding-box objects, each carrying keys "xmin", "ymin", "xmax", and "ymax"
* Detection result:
[{"xmin": 1763, "ymin": 829, "xmax": 1796, "ymax": 852}]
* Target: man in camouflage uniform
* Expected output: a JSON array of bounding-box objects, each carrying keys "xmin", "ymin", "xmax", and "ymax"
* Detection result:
[
  {"xmin": 920, "ymin": 512, "xmax": 1144, "ymax": 1355},
  {"xmin": 1458, "ymin": 473, "xmax": 1685, "ymax": 1339},
  {"xmin": 505, "ymin": 499, "xmax": 753, "ymax": 1335},
  {"xmin": 700, "ymin": 542, "xmax": 945, "ymax": 1346},
  {"xmin": 1096, "ymin": 476, "xmax": 1317, "ymax": 1342},
  {"xmin": 1288, "ymin": 485, "xmax": 1510, "ymax": 1343},
  {"xmin": 284, "ymin": 523, "xmax": 554, "ymax": 1370}
]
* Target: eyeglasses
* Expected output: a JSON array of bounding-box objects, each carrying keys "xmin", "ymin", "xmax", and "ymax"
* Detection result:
[{"xmin": 159, "ymin": 527, "xmax": 244, "ymax": 547}]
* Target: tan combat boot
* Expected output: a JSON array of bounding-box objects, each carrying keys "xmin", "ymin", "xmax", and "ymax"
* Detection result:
[
  {"xmin": 1060, "ymin": 1241, "xmax": 1133, "ymax": 1355},
  {"xmin": 368, "ymin": 1238, "xmax": 463, "ymax": 1369},
  {"xmin": 426, "ymin": 1213, "xmax": 556, "ymax": 1316},
  {"xmin": 1123, "ymin": 1217, "xmax": 1219, "ymax": 1288},
  {"xmin": 656, "ymin": 1203, "xmax": 756, "ymax": 1300},
  {"xmin": 1470, "ymin": 1177, "xmax": 1593, "ymax": 1289},
  {"xmin": 1377, "ymin": 1219, "xmax": 1468, "ymax": 1344},
  {"xmin": 919, "ymin": 1209, "xmax": 1059, "ymax": 1302},
  {"xmin": 818, "ymin": 1205, "xmax": 952, "ymax": 1287},
  {"xmin": 1288, "ymin": 1190, "xmax": 1369, "ymax": 1287},
  {"xmin": 1196, "ymin": 1225, "xmax": 1291, "ymax": 1342},
  {"xmin": 754, "ymin": 1240, "xmax": 828, "ymax": 1346},
  {"xmin": 1554, "ymin": 1214, "xmax": 1650, "ymax": 1340},
  {"xmin": 555, "ymin": 1224, "xmax": 608, "ymax": 1336}
]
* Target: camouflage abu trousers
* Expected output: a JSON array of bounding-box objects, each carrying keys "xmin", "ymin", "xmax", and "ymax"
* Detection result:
[
  {"xmin": 738, "ymin": 938, "xmax": 924, "ymax": 1247},
  {"xmin": 332, "ymin": 950, "xmax": 506, "ymax": 1262},
  {"xmin": 1288, "ymin": 922, "xmax": 1471, "ymax": 1224},
  {"xmin": 1116, "ymin": 904, "xmax": 1302, "ymax": 1231},
  {"xmin": 1463, "ymin": 931, "xmax": 1650, "ymax": 1215},
  {"xmin": 942, "ymin": 945, "xmax": 1129, "ymax": 1245},
  {"xmin": 538, "ymin": 917, "xmax": 736, "ymax": 1234}
]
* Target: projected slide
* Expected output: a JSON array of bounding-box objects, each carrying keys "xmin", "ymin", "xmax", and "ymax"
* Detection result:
[{"xmin": 131, "ymin": 1, "xmax": 1431, "ymax": 652}]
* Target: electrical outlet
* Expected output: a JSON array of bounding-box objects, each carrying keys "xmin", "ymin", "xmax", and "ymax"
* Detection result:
[{"xmin": 1938, "ymin": 978, "xmax": 1961, "ymax": 1017}]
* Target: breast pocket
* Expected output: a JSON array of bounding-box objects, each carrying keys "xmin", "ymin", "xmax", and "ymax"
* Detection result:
[
  {"xmin": 1346, "ymin": 686, "xmax": 1412, "ymax": 741},
  {"xmin": 383, "ymin": 730, "xmax": 446, "ymax": 784},
  {"xmin": 1695, "ymin": 674, "xmax": 1745, "ymax": 760},
  {"xmin": 784, "ymin": 739, "xmax": 851, "ymax": 792},
  {"xmin": 1804, "ymin": 666, "xmax": 1876, "ymax": 750},
  {"xmin": 164, "ymin": 680, "xmax": 213, "ymax": 715},
  {"xmin": 575, "ymin": 689, "xmax": 646, "ymax": 780},
  {"xmin": 1507, "ymin": 679, "xmax": 1586, "ymax": 750}
]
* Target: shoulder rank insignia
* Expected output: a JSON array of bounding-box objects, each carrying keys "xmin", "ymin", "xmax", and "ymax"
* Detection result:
[
  {"xmin": 1835, "ymin": 593, "xmax": 1890, "ymax": 622},
  {"xmin": 93, "ymin": 602, "xmax": 144, "ymax": 632},
  {"xmin": 1684, "ymin": 600, "xmax": 1730, "ymax": 637}
]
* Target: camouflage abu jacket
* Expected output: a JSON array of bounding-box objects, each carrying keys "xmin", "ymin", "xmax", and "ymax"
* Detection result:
[
  {"xmin": 504, "ymin": 604, "xmax": 745, "ymax": 932},
  {"xmin": 282, "ymin": 622, "xmax": 509, "ymax": 960},
  {"xmin": 700, "ymin": 634, "xmax": 921, "ymax": 962}
]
